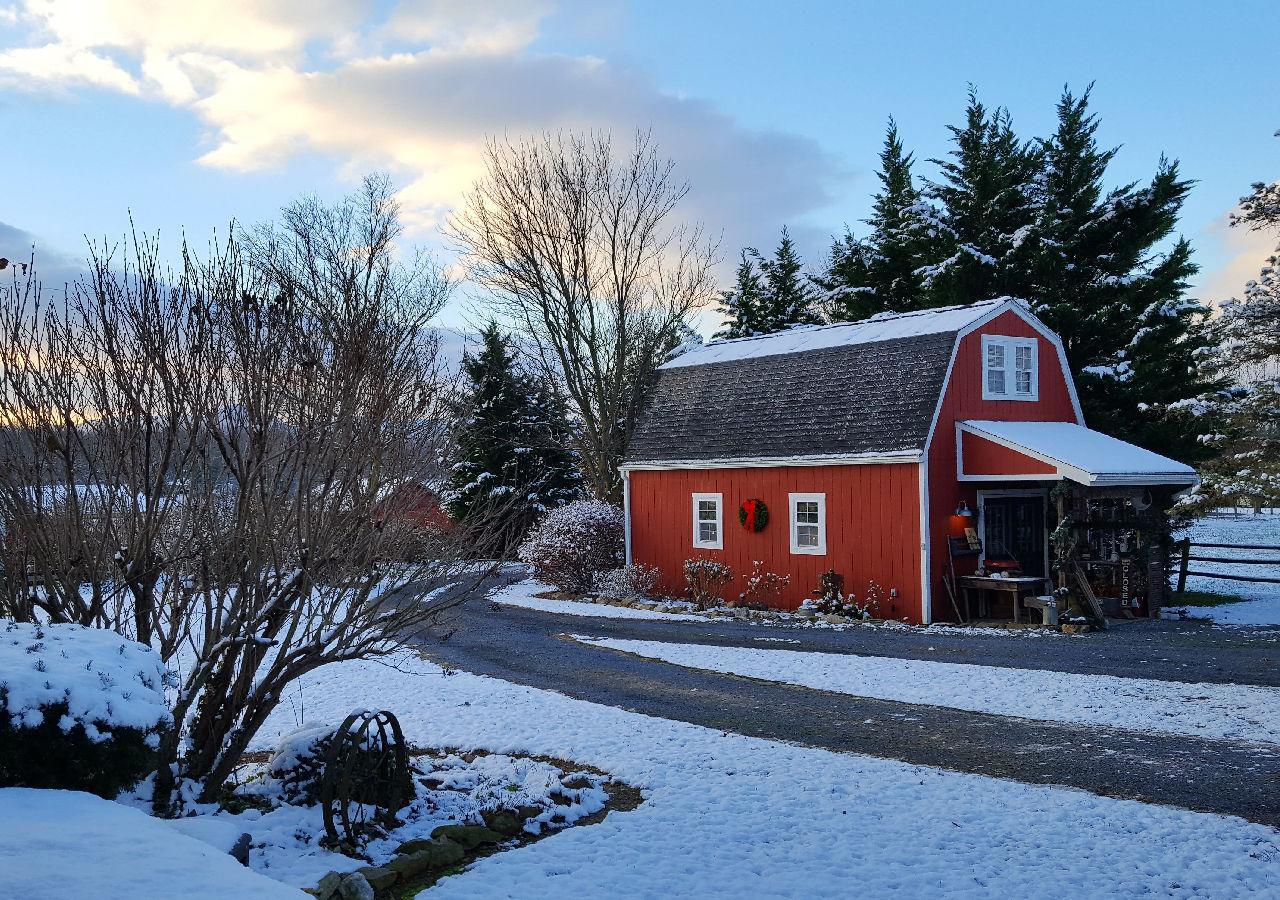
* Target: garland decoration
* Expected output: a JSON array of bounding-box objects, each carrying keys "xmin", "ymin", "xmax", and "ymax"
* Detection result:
[{"xmin": 738, "ymin": 498, "xmax": 769, "ymax": 533}]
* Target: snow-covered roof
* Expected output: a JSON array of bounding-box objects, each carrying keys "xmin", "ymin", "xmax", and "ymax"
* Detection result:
[
  {"xmin": 961, "ymin": 420, "xmax": 1199, "ymax": 486},
  {"xmin": 663, "ymin": 299, "xmax": 1011, "ymax": 370}
]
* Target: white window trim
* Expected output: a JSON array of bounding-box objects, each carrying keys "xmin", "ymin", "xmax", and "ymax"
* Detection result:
[
  {"xmin": 691, "ymin": 492, "xmax": 723, "ymax": 550},
  {"xmin": 788, "ymin": 492, "xmax": 827, "ymax": 555},
  {"xmin": 982, "ymin": 334, "xmax": 1039, "ymax": 402}
]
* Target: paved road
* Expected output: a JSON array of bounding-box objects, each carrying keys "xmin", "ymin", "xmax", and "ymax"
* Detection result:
[{"xmin": 414, "ymin": 579, "xmax": 1280, "ymax": 827}]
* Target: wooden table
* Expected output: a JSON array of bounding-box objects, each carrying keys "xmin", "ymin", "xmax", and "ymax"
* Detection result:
[{"xmin": 957, "ymin": 575, "xmax": 1050, "ymax": 623}]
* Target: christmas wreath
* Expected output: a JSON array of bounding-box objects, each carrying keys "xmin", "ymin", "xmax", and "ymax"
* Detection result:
[{"xmin": 738, "ymin": 498, "xmax": 769, "ymax": 532}]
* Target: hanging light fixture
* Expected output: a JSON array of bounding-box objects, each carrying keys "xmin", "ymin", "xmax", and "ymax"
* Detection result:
[{"xmin": 955, "ymin": 500, "xmax": 973, "ymax": 518}]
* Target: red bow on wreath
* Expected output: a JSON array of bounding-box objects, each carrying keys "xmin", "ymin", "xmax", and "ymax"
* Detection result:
[{"xmin": 739, "ymin": 498, "xmax": 769, "ymax": 532}]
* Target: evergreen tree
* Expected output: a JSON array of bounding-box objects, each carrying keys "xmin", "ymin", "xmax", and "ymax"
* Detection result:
[
  {"xmin": 1027, "ymin": 86, "xmax": 1218, "ymax": 462},
  {"xmin": 920, "ymin": 87, "xmax": 1043, "ymax": 305},
  {"xmin": 446, "ymin": 322, "xmax": 582, "ymax": 549},
  {"xmin": 716, "ymin": 228, "xmax": 821, "ymax": 336},
  {"xmin": 821, "ymin": 119, "xmax": 934, "ymax": 321},
  {"xmin": 750, "ymin": 227, "xmax": 822, "ymax": 332},
  {"xmin": 714, "ymin": 251, "xmax": 768, "ymax": 338},
  {"xmin": 1190, "ymin": 150, "xmax": 1280, "ymax": 508}
]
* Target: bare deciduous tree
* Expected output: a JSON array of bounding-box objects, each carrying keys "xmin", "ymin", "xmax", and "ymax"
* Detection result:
[
  {"xmin": 449, "ymin": 131, "xmax": 719, "ymax": 500},
  {"xmin": 0, "ymin": 175, "xmax": 503, "ymax": 809}
]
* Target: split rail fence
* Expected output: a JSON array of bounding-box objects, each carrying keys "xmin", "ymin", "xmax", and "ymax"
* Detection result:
[{"xmin": 1174, "ymin": 538, "xmax": 1280, "ymax": 592}]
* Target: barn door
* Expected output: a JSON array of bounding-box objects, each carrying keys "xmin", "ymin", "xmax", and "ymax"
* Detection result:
[{"xmin": 982, "ymin": 495, "xmax": 1047, "ymax": 577}]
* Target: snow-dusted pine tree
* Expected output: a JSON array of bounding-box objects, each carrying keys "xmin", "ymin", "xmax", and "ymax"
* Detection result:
[
  {"xmin": 446, "ymin": 322, "xmax": 582, "ymax": 549},
  {"xmin": 821, "ymin": 119, "xmax": 934, "ymax": 320},
  {"xmin": 1185, "ymin": 147, "xmax": 1280, "ymax": 509},
  {"xmin": 919, "ymin": 87, "xmax": 1043, "ymax": 305},
  {"xmin": 1028, "ymin": 87, "xmax": 1218, "ymax": 462},
  {"xmin": 714, "ymin": 251, "xmax": 769, "ymax": 338}
]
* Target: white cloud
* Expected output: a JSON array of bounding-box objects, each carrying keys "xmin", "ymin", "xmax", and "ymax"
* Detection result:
[
  {"xmin": 0, "ymin": 0, "xmax": 844, "ymax": 258},
  {"xmin": 1196, "ymin": 206, "xmax": 1278, "ymax": 305}
]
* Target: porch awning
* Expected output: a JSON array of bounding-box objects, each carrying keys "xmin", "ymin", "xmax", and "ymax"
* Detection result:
[{"xmin": 958, "ymin": 420, "xmax": 1199, "ymax": 487}]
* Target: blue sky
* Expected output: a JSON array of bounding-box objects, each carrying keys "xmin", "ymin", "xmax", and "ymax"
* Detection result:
[{"xmin": 2, "ymin": 1, "xmax": 1277, "ymax": 326}]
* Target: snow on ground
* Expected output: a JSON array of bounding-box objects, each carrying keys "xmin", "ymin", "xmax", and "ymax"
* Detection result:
[
  {"xmin": 490, "ymin": 579, "xmax": 706, "ymax": 622},
  {"xmin": 0, "ymin": 788, "xmax": 305, "ymax": 899},
  {"xmin": 160, "ymin": 751, "xmax": 607, "ymax": 889},
  {"xmin": 575, "ymin": 636, "xmax": 1280, "ymax": 745},
  {"xmin": 1176, "ymin": 512, "xmax": 1280, "ymax": 626},
  {"xmin": 249, "ymin": 651, "xmax": 1280, "ymax": 898}
]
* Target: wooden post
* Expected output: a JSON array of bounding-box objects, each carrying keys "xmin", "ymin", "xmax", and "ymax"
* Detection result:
[{"xmin": 1175, "ymin": 537, "xmax": 1190, "ymax": 594}]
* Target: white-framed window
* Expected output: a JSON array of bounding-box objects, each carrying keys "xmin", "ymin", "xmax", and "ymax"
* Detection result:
[
  {"xmin": 692, "ymin": 492, "xmax": 723, "ymax": 549},
  {"xmin": 982, "ymin": 334, "xmax": 1039, "ymax": 401},
  {"xmin": 789, "ymin": 492, "xmax": 827, "ymax": 555}
]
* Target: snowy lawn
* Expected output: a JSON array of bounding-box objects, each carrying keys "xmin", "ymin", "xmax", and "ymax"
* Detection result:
[
  {"xmin": 1175, "ymin": 512, "xmax": 1280, "ymax": 626},
  {"xmin": 491, "ymin": 579, "xmax": 705, "ymax": 622},
  {"xmin": 573, "ymin": 637, "xmax": 1280, "ymax": 745},
  {"xmin": 245, "ymin": 651, "xmax": 1280, "ymax": 898},
  {"xmin": 0, "ymin": 788, "xmax": 305, "ymax": 899}
]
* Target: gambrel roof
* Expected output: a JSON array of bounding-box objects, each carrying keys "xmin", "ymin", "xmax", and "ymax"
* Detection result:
[{"xmin": 623, "ymin": 300, "xmax": 1021, "ymax": 467}]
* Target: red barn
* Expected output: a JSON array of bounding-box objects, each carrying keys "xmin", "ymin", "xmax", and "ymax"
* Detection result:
[{"xmin": 621, "ymin": 299, "xmax": 1198, "ymax": 623}]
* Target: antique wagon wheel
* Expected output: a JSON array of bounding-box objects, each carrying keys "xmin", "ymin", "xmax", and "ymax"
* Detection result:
[{"xmin": 319, "ymin": 709, "xmax": 411, "ymax": 849}]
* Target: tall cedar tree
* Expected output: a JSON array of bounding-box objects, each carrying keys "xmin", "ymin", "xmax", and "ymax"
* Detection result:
[
  {"xmin": 920, "ymin": 88, "xmax": 1043, "ymax": 304},
  {"xmin": 821, "ymin": 119, "xmax": 933, "ymax": 320},
  {"xmin": 1188, "ymin": 143, "xmax": 1280, "ymax": 508},
  {"xmin": 714, "ymin": 250, "xmax": 769, "ymax": 338},
  {"xmin": 446, "ymin": 323, "xmax": 582, "ymax": 549},
  {"xmin": 716, "ymin": 228, "xmax": 820, "ymax": 336},
  {"xmin": 1028, "ymin": 87, "xmax": 1218, "ymax": 462},
  {"xmin": 819, "ymin": 85, "xmax": 1219, "ymax": 462}
]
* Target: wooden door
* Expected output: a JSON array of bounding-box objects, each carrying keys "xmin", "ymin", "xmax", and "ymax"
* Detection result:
[{"xmin": 983, "ymin": 495, "xmax": 1047, "ymax": 577}]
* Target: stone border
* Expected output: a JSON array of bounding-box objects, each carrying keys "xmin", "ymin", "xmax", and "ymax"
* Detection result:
[{"xmin": 307, "ymin": 750, "xmax": 642, "ymax": 900}]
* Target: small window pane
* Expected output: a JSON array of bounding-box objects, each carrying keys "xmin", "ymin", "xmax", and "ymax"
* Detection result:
[
  {"xmin": 796, "ymin": 524, "xmax": 818, "ymax": 547},
  {"xmin": 796, "ymin": 501, "xmax": 818, "ymax": 523},
  {"xmin": 987, "ymin": 368, "xmax": 1006, "ymax": 394},
  {"xmin": 1015, "ymin": 370, "xmax": 1033, "ymax": 393},
  {"xmin": 699, "ymin": 521, "xmax": 718, "ymax": 543},
  {"xmin": 698, "ymin": 500, "xmax": 717, "ymax": 521},
  {"xmin": 1015, "ymin": 345, "xmax": 1033, "ymax": 369},
  {"xmin": 987, "ymin": 344, "xmax": 1005, "ymax": 368}
]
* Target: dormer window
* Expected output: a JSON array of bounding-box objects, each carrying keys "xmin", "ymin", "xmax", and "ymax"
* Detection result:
[{"xmin": 982, "ymin": 335, "xmax": 1038, "ymax": 401}]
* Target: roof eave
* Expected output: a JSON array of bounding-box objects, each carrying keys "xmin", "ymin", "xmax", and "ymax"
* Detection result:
[{"xmin": 619, "ymin": 449, "xmax": 923, "ymax": 472}]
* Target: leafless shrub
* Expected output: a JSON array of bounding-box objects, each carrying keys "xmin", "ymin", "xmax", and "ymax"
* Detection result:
[{"xmin": 0, "ymin": 175, "xmax": 506, "ymax": 809}]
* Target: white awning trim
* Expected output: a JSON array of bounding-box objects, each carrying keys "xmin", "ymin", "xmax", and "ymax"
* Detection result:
[{"xmin": 959, "ymin": 420, "xmax": 1199, "ymax": 487}]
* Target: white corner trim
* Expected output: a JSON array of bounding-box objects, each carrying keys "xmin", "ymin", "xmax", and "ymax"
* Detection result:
[
  {"xmin": 918, "ymin": 459, "xmax": 932, "ymax": 625},
  {"xmin": 691, "ymin": 492, "xmax": 724, "ymax": 550},
  {"xmin": 619, "ymin": 450, "xmax": 921, "ymax": 473},
  {"xmin": 622, "ymin": 470, "xmax": 633, "ymax": 565},
  {"xmin": 788, "ymin": 492, "xmax": 827, "ymax": 555}
]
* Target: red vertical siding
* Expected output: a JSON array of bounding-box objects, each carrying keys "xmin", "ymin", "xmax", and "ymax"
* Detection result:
[
  {"xmin": 926, "ymin": 311, "xmax": 1080, "ymax": 620},
  {"xmin": 961, "ymin": 432, "xmax": 1057, "ymax": 476},
  {"xmin": 629, "ymin": 462, "xmax": 923, "ymax": 620}
]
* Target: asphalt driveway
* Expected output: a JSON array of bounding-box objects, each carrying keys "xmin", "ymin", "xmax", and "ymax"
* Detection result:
[{"xmin": 410, "ymin": 577, "xmax": 1280, "ymax": 826}]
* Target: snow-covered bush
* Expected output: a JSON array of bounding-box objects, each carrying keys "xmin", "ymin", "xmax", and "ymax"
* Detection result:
[
  {"xmin": 518, "ymin": 500, "xmax": 624, "ymax": 593},
  {"xmin": 737, "ymin": 561, "xmax": 790, "ymax": 607},
  {"xmin": 683, "ymin": 558, "xmax": 732, "ymax": 610},
  {"xmin": 594, "ymin": 564, "xmax": 661, "ymax": 602},
  {"xmin": 0, "ymin": 620, "xmax": 172, "ymax": 796}
]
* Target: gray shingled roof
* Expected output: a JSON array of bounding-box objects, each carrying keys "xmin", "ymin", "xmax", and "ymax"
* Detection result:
[{"xmin": 624, "ymin": 327, "xmax": 964, "ymax": 465}]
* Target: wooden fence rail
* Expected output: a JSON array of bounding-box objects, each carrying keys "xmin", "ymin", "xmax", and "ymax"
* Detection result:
[{"xmin": 1175, "ymin": 537, "xmax": 1280, "ymax": 592}]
